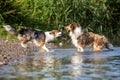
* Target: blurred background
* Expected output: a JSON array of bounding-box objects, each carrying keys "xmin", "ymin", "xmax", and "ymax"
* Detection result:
[{"xmin": 0, "ymin": 0, "xmax": 120, "ymax": 46}]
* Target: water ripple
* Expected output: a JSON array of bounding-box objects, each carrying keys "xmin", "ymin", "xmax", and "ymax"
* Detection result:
[{"xmin": 0, "ymin": 47, "xmax": 120, "ymax": 80}]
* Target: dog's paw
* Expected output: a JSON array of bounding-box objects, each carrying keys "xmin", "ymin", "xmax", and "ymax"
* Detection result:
[{"xmin": 21, "ymin": 43, "xmax": 27, "ymax": 48}]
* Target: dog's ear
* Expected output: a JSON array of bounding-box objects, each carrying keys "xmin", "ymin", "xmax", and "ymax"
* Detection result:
[
  {"xmin": 49, "ymin": 31, "xmax": 53, "ymax": 34},
  {"xmin": 49, "ymin": 31, "xmax": 55, "ymax": 35},
  {"xmin": 50, "ymin": 30, "xmax": 58, "ymax": 34},
  {"xmin": 70, "ymin": 22, "xmax": 78, "ymax": 30},
  {"xmin": 70, "ymin": 24, "xmax": 74, "ymax": 30},
  {"xmin": 71, "ymin": 22, "xmax": 76, "ymax": 30}
]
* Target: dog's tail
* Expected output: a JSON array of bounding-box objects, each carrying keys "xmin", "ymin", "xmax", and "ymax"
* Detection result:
[
  {"xmin": 105, "ymin": 42, "xmax": 114, "ymax": 51},
  {"xmin": 3, "ymin": 25, "xmax": 18, "ymax": 35}
]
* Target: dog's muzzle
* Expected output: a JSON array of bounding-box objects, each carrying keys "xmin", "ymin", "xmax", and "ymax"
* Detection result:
[
  {"xmin": 65, "ymin": 26, "xmax": 71, "ymax": 31},
  {"xmin": 58, "ymin": 32, "xmax": 62, "ymax": 36}
]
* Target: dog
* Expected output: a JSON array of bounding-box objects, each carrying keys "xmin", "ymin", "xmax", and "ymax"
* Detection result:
[
  {"xmin": 3, "ymin": 25, "xmax": 62, "ymax": 52},
  {"xmin": 65, "ymin": 22, "xmax": 113, "ymax": 52}
]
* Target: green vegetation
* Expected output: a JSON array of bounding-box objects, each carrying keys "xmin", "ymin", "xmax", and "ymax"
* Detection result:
[{"xmin": 0, "ymin": 0, "xmax": 120, "ymax": 45}]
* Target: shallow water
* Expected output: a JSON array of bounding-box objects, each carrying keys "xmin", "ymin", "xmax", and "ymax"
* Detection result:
[{"xmin": 0, "ymin": 47, "xmax": 120, "ymax": 80}]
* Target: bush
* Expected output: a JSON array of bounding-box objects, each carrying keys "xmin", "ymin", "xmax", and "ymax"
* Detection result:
[{"xmin": 0, "ymin": 0, "xmax": 120, "ymax": 45}]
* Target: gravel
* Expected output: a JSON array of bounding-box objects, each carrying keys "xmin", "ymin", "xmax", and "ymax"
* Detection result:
[{"xmin": 0, "ymin": 39, "xmax": 56, "ymax": 66}]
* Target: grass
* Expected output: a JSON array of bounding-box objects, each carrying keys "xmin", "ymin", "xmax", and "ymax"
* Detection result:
[{"xmin": 0, "ymin": 0, "xmax": 120, "ymax": 46}]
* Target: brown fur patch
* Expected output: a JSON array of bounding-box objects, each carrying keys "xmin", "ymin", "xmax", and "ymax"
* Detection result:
[
  {"xmin": 20, "ymin": 39, "xmax": 28, "ymax": 46},
  {"xmin": 77, "ymin": 32, "xmax": 109, "ymax": 51},
  {"xmin": 65, "ymin": 22, "xmax": 113, "ymax": 52},
  {"xmin": 65, "ymin": 22, "xmax": 79, "ymax": 33},
  {"xmin": 50, "ymin": 30, "xmax": 60, "ymax": 36},
  {"xmin": 77, "ymin": 32, "xmax": 94, "ymax": 48},
  {"xmin": 38, "ymin": 40, "xmax": 45, "ymax": 47}
]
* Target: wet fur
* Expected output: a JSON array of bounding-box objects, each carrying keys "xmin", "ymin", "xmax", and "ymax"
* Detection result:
[{"xmin": 65, "ymin": 22, "xmax": 113, "ymax": 52}]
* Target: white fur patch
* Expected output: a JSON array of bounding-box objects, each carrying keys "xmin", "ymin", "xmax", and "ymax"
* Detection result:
[
  {"xmin": 45, "ymin": 32, "xmax": 55, "ymax": 42},
  {"xmin": 69, "ymin": 26, "xmax": 84, "ymax": 52},
  {"xmin": 69, "ymin": 27, "xmax": 82, "ymax": 38},
  {"xmin": 74, "ymin": 27, "xmax": 82, "ymax": 38},
  {"xmin": 55, "ymin": 32, "xmax": 62, "ymax": 37},
  {"xmin": 41, "ymin": 45, "xmax": 49, "ymax": 52},
  {"xmin": 70, "ymin": 31, "xmax": 83, "ymax": 52},
  {"xmin": 45, "ymin": 31, "xmax": 61, "ymax": 42},
  {"xmin": 21, "ymin": 43, "xmax": 27, "ymax": 48},
  {"xmin": 3, "ymin": 25, "xmax": 12, "ymax": 31},
  {"xmin": 70, "ymin": 34, "xmax": 78, "ymax": 47},
  {"xmin": 69, "ymin": 27, "xmax": 82, "ymax": 47}
]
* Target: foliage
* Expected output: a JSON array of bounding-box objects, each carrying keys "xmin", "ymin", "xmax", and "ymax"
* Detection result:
[{"xmin": 0, "ymin": 0, "xmax": 120, "ymax": 45}]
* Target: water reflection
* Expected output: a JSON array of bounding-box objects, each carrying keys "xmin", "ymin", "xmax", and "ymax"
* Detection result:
[
  {"xmin": 69, "ymin": 53, "xmax": 83, "ymax": 76},
  {"xmin": 15, "ymin": 52, "xmax": 62, "ymax": 80},
  {"xmin": 0, "ymin": 48, "xmax": 120, "ymax": 80}
]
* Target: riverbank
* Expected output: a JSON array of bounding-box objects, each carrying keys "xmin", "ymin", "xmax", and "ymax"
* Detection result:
[
  {"xmin": 0, "ymin": 39, "xmax": 56, "ymax": 66},
  {"xmin": 0, "ymin": 37, "xmax": 119, "ymax": 66}
]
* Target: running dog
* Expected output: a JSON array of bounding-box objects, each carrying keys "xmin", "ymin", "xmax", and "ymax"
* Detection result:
[
  {"xmin": 65, "ymin": 22, "xmax": 113, "ymax": 52},
  {"xmin": 3, "ymin": 25, "xmax": 62, "ymax": 52}
]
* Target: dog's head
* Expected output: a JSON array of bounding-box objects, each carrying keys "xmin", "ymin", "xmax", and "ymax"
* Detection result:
[
  {"xmin": 49, "ymin": 30, "xmax": 62, "ymax": 37},
  {"xmin": 65, "ymin": 22, "xmax": 79, "ymax": 32}
]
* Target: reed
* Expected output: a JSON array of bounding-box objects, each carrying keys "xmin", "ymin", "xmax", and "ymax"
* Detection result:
[{"xmin": 0, "ymin": 0, "xmax": 120, "ymax": 45}]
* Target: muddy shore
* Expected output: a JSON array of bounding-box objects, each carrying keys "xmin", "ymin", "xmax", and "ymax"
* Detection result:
[{"xmin": 0, "ymin": 39, "xmax": 56, "ymax": 66}]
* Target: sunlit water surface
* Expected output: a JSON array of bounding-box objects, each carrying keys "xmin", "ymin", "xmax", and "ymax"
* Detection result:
[{"xmin": 0, "ymin": 47, "xmax": 120, "ymax": 80}]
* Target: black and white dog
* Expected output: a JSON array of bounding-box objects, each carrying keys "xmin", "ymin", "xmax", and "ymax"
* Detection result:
[{"xmin": 3, "ymin": 25, "xmax": 62, "ymax": 52}]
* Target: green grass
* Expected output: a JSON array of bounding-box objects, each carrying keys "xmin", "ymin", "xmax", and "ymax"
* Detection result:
[{"xmin": 0, "ymin": 0, "xmax": 120, "ymax": 46}]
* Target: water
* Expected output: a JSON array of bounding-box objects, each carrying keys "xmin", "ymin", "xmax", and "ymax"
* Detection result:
[{"xmin": 0, "ymin": 47, "xmax": 120, "ymax": 80}]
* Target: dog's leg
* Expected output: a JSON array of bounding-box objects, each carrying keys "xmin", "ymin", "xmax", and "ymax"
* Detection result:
[
  {"xmin": 93, "ymin": 45, "xmax": 98, "ymax": 51},
  {"xmin": 41, "ymin": 45, "xmax": 49, "ymax": 52},
  {"xmin": 18, "ymin": 35, "xmax": 29, "ymax": 48},
  {"xmin": 35, "ymin": 40, "xmax": 49, "ymax": 52},
  {"xmin": 77, "ymin": 48, "xmax": 81, "ymax": 52},
  {"xmin": 93, "ymin": 48, "xmax": 102, "ymax": 52},
  {"xmin": 77, "ymin": 47, "xmax": 84, "ymax": 52},
  {"xmin": 93, "ymin": 45, "xmax": 102, "ymax": 51},
  {"xmin": 20, "ymin": 40, "xmax": 28, "ymax": 48},
  {"xmin": 80, "ymin": 47, "xmax": 84, "ymax": 52}
]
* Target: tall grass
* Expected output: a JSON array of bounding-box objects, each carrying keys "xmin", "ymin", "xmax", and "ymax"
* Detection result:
[{"xmin": 0, "ymin": 0, "xmax": 120, "ymax": 45}]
